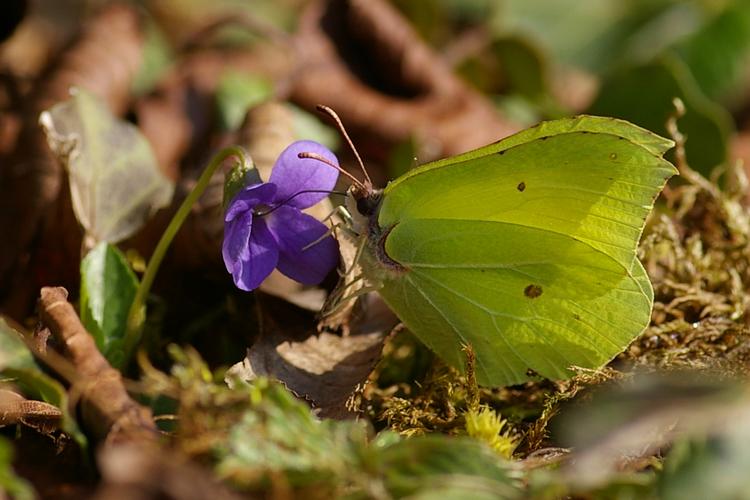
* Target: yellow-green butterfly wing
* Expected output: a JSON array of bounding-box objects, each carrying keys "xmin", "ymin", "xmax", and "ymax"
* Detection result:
[{"xmin": 364, "ymin": 116, "xmax": 676, "ymax": 386}]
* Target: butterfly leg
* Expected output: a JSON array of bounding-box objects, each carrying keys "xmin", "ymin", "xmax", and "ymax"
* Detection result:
[
  {"xmin": 321, "ymin": 279, "xmax": 383, "ymax": 319},
  {"xmin": 302, "ymin": 205, "xmax": 360, "ymax": 252}
]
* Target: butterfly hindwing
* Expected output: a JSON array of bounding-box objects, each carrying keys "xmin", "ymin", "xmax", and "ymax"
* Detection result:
[{"xmin": 379, "ymin": 218, "xmax": 652, "ymax": 385}]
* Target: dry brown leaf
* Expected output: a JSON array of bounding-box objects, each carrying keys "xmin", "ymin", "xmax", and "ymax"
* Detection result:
[
  {"xmin": 39, "ymin": 88, "xmax": 174, "ymax": 250},
  {"xmin": 226, "ymin": 292, "xmax": 397, "ymax": 418},
  {"xmin": 291, "ymin": 0, "xmax": 519, "ymax": 159},
  {"xmin": 0, "ymin": 388, "xmax": 62, "ymax": 434}
]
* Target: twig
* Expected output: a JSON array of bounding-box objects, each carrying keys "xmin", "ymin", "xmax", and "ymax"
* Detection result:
[
  {"xmin": 666, "ymin": 97, "xmax": 720, "ymax": 199},
  {"xmin": 37, "ymin": 287, "xmax": 157, "ymax": 444}
]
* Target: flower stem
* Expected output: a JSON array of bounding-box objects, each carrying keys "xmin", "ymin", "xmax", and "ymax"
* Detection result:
[{"xmin": 122, "ymin": 146, "xmax": 250, "ymax": 363}]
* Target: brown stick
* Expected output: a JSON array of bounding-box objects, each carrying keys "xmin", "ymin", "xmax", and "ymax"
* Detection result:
[{"xmin": 37, "ymin": 287, "xmax": 157, "ymax": 445}]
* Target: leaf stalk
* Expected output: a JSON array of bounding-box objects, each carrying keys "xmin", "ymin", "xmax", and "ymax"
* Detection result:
[{"xmin": 122, "ymin": 146, "xmax": 250, "ymax": 362}]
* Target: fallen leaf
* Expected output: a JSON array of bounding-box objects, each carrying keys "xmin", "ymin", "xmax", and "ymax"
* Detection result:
[
  {"xmin": 39, "ymin": 87, "xmax": 174, "ymax": 248},
  {"xmin": 226, "ymin": 293, "xmax": 397, "ymax": 418},
  {"xmin": 0, "ymin": 388, "xmax": 62, "ymax": 434},
  {"xmin": 0, "ymin": 317, "xmax": 86, "ymax": 446}
]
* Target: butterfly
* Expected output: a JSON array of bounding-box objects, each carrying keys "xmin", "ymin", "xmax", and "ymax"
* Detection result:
[{"xmin": 320, "ymin": 111, "xmax": 677, "ymax": 387}]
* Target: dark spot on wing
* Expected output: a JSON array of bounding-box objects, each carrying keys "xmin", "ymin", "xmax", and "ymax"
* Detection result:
[
  {"xmin": 541, "ymin": 136, "xmax": 549, "ymax": 140},
  {"xmin": 498, "ymin": 150, "xmax": 506, "ymax": 156},
  {"xmin": 517, "ymin": 181, "xmax": 526, "ymax": 192},
  {"xmin": 526, "ymin": 368, "xmax": 540, "ymax": 377},
  {"xmin": 573, "ymin": 314, "xmax": 581, "ymax": 320},
  {"xmin": 524, "ymin": 284, "xmax": 543, "ymax": 298}
]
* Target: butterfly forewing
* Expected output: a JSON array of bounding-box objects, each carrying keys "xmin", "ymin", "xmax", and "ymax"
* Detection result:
[{"xmin": 379, "ymin": 132, "xmax": 675, "ymax": 270}]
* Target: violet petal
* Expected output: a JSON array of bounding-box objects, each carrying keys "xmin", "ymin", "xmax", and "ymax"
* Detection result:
[
  {"xmin": 234, "ymin": 218, "xmax": 279, "ymax": 291},
  {"xmin": 269, "ymin": 140, "xmax": 339, "ymax": 209},
  {"xmin": 263, "ymin": 205, "xmax": 339, "ymax": 285},
  {"xmin": 225, "ymin": 182, "xmax": 276, "ymax": 222},
  {"xmin": 222, "ymin": 209, "xmax": 253, "ymax": 275}
]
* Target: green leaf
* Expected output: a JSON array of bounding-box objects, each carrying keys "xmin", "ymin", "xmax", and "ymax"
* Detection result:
[
  {"xmin": 657, "ymin": 387, "xmax": 750, "ymax": 500},
  {"xmin": 39, "ymin": 87, "xmax": 174, "ymax": 245},
  {"xmin": 589, "ymin": 54, "xmax": 732, "ymax": 174},
  {"xmin": 132, "ymin": 19, "xmax": 174, "ymax": 97},
  {"xmin": 458, "ymin": 36, "xmax": 548, "ymax": 101},
  {"xmin": 392, "ymin": 0, "xmax": 497, "ymax": 46},
  {"xmin": 215, "ymin": 72, "xmax": 273, "ymax": 131},
  {"xmin": 498, "ymin": 0, "xmax": 656, "ymax": 72},
  {"xmin": 223, "ymin": 159, "xmax": 261, "ymax": 210},
  {"xmin": 0, "ymin": 319, "xmax": 87, "ymax": 448},
  {"xmin": 0, "ymin": 319, "xmax": 34, "ymax": 372},
  {"xmin": 80, "ymin": 242, "xmax": 139, "ymax": 368},
  {"xmin": 216, "ymin": 379, "xmax": 370, "ymax": 489},
  {"xmin": 659, "ymin": 437, "xmax": 750, "ymax": 500},
  {"xmin": 161, "ymin": 347, "xmax": 520, "ymax": 497},
  {"xmin": 388, "ymin": 137, "xmax": 419, "ymax": 180},
  {"xmin": 214, "ymin": 377, "xmax": 520, "ymax": 497}
]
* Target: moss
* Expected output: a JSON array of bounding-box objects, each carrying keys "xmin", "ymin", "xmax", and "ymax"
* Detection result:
[
  {"xmin": 625, "ymin": 158, "xmax": 750, "ymax": 374},
  {"xmin": 465, "ymin": 406, "xmax": 518, "ymax": 459}
]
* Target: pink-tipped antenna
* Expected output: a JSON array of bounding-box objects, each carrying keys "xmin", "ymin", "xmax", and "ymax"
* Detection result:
[{"xmin": 316, "ymin": 104, "xmax": 373, "ymax": 192}]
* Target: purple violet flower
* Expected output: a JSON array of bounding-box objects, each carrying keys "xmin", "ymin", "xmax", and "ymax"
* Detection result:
[{"xmin": 222, "ymin": 140, "xmax": 340, "ymax": 291}]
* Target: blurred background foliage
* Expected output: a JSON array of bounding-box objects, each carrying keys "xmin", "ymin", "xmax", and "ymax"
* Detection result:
[
  {"xmin": 394, "ymin": 0, "xmax": 750, "ymax": 174},
  {"xmin": 6, "ymin": 0, "xmax": 750, "ymax": 174}
]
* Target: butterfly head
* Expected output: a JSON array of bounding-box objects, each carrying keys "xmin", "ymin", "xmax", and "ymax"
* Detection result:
[
  {"xmin": 349, "ymin": 183, "xmax": 381, "ymax": 217},
  {"xmin": 343, "ymin": 183, "xmax": 381, "ymax": 236}
]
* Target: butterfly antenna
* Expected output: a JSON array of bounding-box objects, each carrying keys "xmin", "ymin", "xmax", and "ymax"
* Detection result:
[
  {"xmin": 297, "ymin": 152, "xmax": 367, "ymax": 191},
  {"xmin": 316, "ymin": 104, "xmax": 373, "ymax": 191}
]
